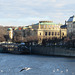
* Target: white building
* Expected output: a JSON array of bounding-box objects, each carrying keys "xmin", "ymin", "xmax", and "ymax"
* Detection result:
[
  {"xmin": 7, "ymin": 28, "xmax": 13, "ymax": 40},
  {"xmin": 67, "ymin": 15, "xmax": 75, "ymax": 38}
]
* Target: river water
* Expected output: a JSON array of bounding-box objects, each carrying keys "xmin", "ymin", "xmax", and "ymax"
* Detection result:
[{"xmin": 0, "ymin": 53, "xmax": 75, "ymax": 75}]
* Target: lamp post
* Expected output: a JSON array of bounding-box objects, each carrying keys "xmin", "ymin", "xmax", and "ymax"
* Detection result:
[{"xmin": 21, "ymin": 29, "xmax": 23, "ymax": 43}]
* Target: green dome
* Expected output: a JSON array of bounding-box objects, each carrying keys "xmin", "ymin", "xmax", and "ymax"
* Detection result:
[
  {"xmin": 7, "ymin": 28, "xmax": 12, "ymax": 31},
  {"xmin": 23, "ymin": 26, "xmax": 28, "ymax": 29}
]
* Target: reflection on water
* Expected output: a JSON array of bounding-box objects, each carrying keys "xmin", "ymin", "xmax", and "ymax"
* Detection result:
[{"xmin": 0, "ymin": 53, "xmax": 75, "ymax": 75}]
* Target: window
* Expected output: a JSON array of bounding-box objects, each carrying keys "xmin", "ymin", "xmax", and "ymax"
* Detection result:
[
  {"xmin": 52, "ymin": 32, "xmax": 54, "ymax": 35},
  {"xmin": 69, "ymin": 30, "xmax": 71, "ymax": 32},
  {"xmin": 69, "ymin": 25, "xmax": 71, "ymax": 27},
  {"xmin": 63, "ymin": 33, "xmax": 64, "ymax": 35},
  {"xmin": 44, "ymin": 25, "xmax": 45, "ymax": 28},
  {"xmin": 40, "ymin": 33, "xmax": 41, "ymax": 35},
  {"xmin": 49, "ymin": 32, "xmax": 51, "ymax": 35},
  {"xmin": 47, "ymin": 25, "xmax": 49, "ymax": 28},
  {"xmin": 45, "ymin": 32, "xmax": 47, "ymax": 36}
]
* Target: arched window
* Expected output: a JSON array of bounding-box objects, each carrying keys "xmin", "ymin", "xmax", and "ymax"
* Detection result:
[
  {"xmin": 40, "ymin": 33, "xmax": 41, "ymax": 35},
  {"xmin": 45, "ymin": 32, "xmax": 47, "ymax": 36},
  {"xmin": 52, "ymin": 32, "xmax": 54, "ymax": 35},
  {"xmin": 49, "ymin": 32, "xmax": 51, "ymax": 35},
  {"xmin": 44, "ymin": 25, "xmax": 45, "ymax": 28},
  {"xmin": 63, "ymin": 33, "xmax": 64, "ymax": 35}
]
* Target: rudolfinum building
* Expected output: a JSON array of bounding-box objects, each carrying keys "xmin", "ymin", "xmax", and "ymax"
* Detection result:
[{"xmin": 22, "ymin": 21, "xmax": 67, "ymax": 44}]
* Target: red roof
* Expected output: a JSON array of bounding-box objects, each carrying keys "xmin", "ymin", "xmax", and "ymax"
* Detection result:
[{"xmin": 18, "ymin": 27, "xmax": 22, "ymax": 30}]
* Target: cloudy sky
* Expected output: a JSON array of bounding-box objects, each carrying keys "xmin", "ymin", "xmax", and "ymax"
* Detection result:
[{"xmin": 0, "ymin": 0, "xmax": 75, "ymax": 26}]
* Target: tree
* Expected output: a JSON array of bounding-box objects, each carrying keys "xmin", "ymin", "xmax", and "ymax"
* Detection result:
[{"xmin": 42, "ymin": 39, "xmax": 47, "ymax": 46}]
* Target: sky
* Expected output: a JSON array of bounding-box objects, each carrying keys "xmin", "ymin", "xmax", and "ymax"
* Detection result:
[{"xmin": 0, "ymin": 0, "xmax": 75, "ymax": 26}]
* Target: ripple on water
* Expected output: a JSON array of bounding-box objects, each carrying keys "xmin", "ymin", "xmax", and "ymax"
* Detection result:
[
  {"xmin": 66, "ymin": 69, "xmax": 68, "ymax": 72},
  {"xmin": 53, "ymin": 70, "xmax": 55, "ymax": 72},
  {"xmin": 60, "ymin": 71, "xmax": 63, "ymax": 73},
  {"xmin": 1, "ymin": 70, "xmax": 3, "ymax": 72},
  {"xmin": 57, "ymin": 69, "xmax": 59, "ymax": 71},
  {"xmin": 72, "ymin": 72, "xmax": 74, "ymax": 75}
]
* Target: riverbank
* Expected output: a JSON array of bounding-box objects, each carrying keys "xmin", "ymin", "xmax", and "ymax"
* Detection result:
[
  {"xmin": 0, "ymin": 43, "xmax": 75, "ymax": 57},
  {"xmin": 31, "ymin": 46, "xmax": 75, "ymax": 57}
]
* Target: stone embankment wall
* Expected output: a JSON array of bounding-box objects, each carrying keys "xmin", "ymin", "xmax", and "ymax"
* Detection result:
[{"xmin": 31, "ymin": 46, "xmax": 75, "ymax": 57}]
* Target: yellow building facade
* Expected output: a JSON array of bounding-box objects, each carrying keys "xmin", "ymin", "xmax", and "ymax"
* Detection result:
[{"xmin": 22, "ymin": 21, "xmax": 67, "ymax": 44}]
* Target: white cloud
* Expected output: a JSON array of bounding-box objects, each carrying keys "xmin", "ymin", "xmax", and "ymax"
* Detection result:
[
  {"xmin": 54, "ymin": 3, "xmax": 65, "ymax": 8},
  {"xmin": 0, "ymin": 0, "xmax": 75, "ymax": 26},
  {"xmin": 51, "ymin": 0, "xmax": 56, "ymax": 2}
]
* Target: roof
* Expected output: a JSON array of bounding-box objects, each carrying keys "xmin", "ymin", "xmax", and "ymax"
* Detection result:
[
  {"xmin": 68, "ymin": 15, "xmax": 75, "ymax": 22},
  {"xmin": 7, "ymin": 28, "xmax": 12, "ymax": 31},
  {"xmin": 18, "ymin": 27, "xmax": 22, "ymax": 30},
  {"xmin": 14, "ymin": 27, "xmax": 18, "ymax": 30},
  {"xmin": 22, "ymin": 26, "xmax": 29, "ymax": 30},
  {"xmin": 40, "ymin": 22, "xmax": 57, "ymax": 25},
  {"xmin": 33, "ymin": 21, "xmax": 57, "ymax": 25},
  {"xmin": 40, "ymin": 21, "xmax": 57, "ymax": 25},
  {"xmin": 61, "ymin": 25, "xmax": 67, "ymax": 28},
  {"xmin": 33, "ymin": 23, "xmax": 39, "ymax": 25}
]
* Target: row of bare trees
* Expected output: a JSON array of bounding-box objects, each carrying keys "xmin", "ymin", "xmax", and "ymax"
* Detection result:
[
  {"xmin": 0, "ymin": 26, "xmax": 10, "ymax": 42},
  {"xmin": 0, "ymin": 26, "xmax": 75, "ymax": 48}
]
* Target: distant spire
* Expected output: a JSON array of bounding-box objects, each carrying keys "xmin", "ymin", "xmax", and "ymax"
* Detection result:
[
  {"xmin": 73, "ymin": 15, "xmax": 75, "ymax": 17},
  {"xmin": 65, "ymin": 20, "xmax": 66, "ymax": 25}
]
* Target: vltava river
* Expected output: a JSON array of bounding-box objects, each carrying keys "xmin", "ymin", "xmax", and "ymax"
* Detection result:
[{"xmin": 0, "ymin": 53, "xmax": 75, "ymax": 75}]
